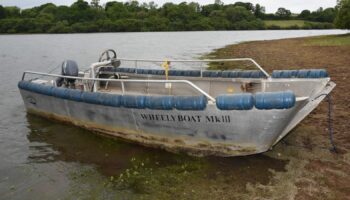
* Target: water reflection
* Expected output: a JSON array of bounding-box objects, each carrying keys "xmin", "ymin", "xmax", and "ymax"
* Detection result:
[{"xmin": 26, "ymin": 114, "xmax": 287, "ymax": 192}]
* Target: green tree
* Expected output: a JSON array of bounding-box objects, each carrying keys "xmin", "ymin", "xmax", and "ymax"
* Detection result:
[
  {"xmin": 335, "ymin": 0, "xmax": 350, "ymax": 28},
  {"xmin": 225, "ymin": 6, "xmax": 254, "ymax": 22},
  {"xmin": 215, "ymin": 0, "xmax": 223, "ymax": 5},
  {"xmin": 232, "ymin": 19, "xmax": 264, "ymax": 30},
  {"xmin": 48, "ymin": 21, "xmax": 72, "ymax": 33},
  {"xmin": 254, "ymin": 4, "xmax": 265, "ymax": 18},
  {"xmin": 146, "ymin": 1, "xmax": 157, "ymax": 10},
  {"xmin": 319, "ymin": 8, "xmax": 336, "ymax": 22},
  {"xmin": 232, "ymin": 2, "xmax": 254, "ymax": 12},
  {"xmin": 302, "ymin": 7, "xmax": 336, "ymax": 22},
  {"xmin": 0, "ymin": 5, "xmax": 6, "ymax": 19},
  {"xmin": 55, "ymin": 6, "xmax": 72, "ymax": 22},
  {"xmin": 21, "ymin": 8, "xmax": 39, "ymax": 18},
  {"xmin": 70, "ymin": 0, "xmax": 95, "ymax": 22},
  {"xmin": 299, "ymin": 10, "xmax": 311, "ymax": 19},
  {"xmin": 14, "ymin": 18, "xmax": 37, "ymax": 32},
  {"xmin": 143, "ymin": 16, "xmax": 169, "ymax": 31},
  {"xmin": 2, "ymin": 0, "xmax": 337, "ymax": 33},
  {"xmin": 71, "ymin": 0, "xmax": 89, "ymax": 10},
  {"xmin": 106, "ymin": 2, "xmax": 129, "ymax": 19},
  {"xmin": 188, "ymin": 17, "xmax": 213, "ymax": 30},
  {"xmin": 37, "ymin": 3, "xmax": 57, "ymax": 22},
  {"xmin": 71, "ymin": 21, "xmax": 98, "ymax": 32},
  {"xmin": 208, "ymin": 10, "xmax": 229, "ymax": 30},
  {"xmin": 38, "ymin": 3, "xmax": 57, "ymax": 14},
  {"xmin": 0, "ymin": 18, "xmax": 20, "ymax": 33},
  {"xmin": 125, "ymin": 1, "xmax": 142, "ymax": 13},
  {"xmin": 161, "ymin": 2, "xmax": 200, "ymax": 24},
  {"xmin": 91, "ymin": 0, "xmax": 100, "ymax": 8},
  {"xmin": 201, "ymin": 3, "xmax": 222, "ymax": 17},
  {"xmin": 4, "ymin": 6, "xmax": 20, "ymax": 18},
  {"xmin": 275, "ymin": 7, "xmax": 291, "ymax": 19}
]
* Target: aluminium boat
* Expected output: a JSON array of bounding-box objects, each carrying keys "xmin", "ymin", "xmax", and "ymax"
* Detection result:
[{"xmin": 18, "ymin": 50, "xmax": 335, "ymax": 156}]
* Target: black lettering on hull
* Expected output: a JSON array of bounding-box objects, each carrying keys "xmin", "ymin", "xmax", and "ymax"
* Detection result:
[{"xmin": 140, "ymin": 114, "xmax": 231, "ymax": 124}]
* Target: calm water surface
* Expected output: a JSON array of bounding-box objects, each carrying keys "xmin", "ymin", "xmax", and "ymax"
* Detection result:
[{"xmin": 0, "ymin": 30, "xmax": 348, "ymax": 199}]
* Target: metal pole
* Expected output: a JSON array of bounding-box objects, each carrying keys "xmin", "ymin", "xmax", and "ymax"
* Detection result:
[
  {"xmin": 23, "ymin": 71, "xmax": 216, "ymax": 102},
  {"xmin": 121, "ymin": 81, "xmax": 125, "ymax": 94},
  {"xmin": 117, "ymin": 57, "xmax": 270, "ymax": 78}
]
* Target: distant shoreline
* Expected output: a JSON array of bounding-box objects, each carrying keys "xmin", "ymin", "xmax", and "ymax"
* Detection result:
[
  {"xmin": 0, "ymin": 1, "xmax": 338, "ymax": 34},
  {"xmin": 0, "ymin": 29, "xmax": 345, "ymax": 36}
]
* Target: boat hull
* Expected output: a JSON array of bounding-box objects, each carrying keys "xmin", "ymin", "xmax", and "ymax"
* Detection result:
[{"xmin": 20, "ymin": 89, "xmax": 308, "ymax": 156}]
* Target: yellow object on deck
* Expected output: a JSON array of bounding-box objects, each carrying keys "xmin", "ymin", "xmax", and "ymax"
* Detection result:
[
  {"xmin": 227, "ymin": 86, "xmax": 234, "ymax": 93},
  {"xmin": 161, "ymin": 59, "xmax": 170, "ymax": 80}
]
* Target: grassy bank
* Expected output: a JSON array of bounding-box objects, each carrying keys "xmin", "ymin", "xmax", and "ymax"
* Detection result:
[
  {"xmin": 263, "ymin": 20, "xmax": 334, "ymax": 29},
  {"xmin": 306, "ymin": 34, "xmax": 350, "ymax": 46},
  {"xmin": 264, "ymin": 20, "xmax": 307, "ymax": 27},
  {"xmin": 206, "ymin": 34, "xmax": 350, "ymax": 199}
]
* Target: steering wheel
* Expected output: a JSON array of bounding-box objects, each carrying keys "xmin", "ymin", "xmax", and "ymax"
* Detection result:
[{"xmin": 99, "ymin": 49, "xmax": 117, "ymax": 62}]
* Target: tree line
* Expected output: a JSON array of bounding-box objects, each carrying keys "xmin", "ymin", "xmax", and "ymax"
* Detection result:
[{"xmin": 0, "ymin": 0, "xmax": 348, "ymax": 34}]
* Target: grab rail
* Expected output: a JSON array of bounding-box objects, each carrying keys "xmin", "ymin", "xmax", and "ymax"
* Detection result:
[
  {"xmin": 117, "ymin": 57, "xmax": 270, "ymax": 78},
  {"xmin": 22, "ymin": 71, "xmax": 216, "ymax": 102}
]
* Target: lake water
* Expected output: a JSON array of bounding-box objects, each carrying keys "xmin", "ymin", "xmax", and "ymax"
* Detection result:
[{"xmin": 0, "ymin": 30, "xmax": 348, "ymax": 199}]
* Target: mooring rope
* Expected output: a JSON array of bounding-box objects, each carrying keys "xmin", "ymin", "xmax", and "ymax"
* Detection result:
[
  {"xmin": 327, "ymin": 94, "xmax": 337, "ymax": 153},
  {"xmin": 281, "ymin": 94, "xmax": 337, "ymax": 153}
]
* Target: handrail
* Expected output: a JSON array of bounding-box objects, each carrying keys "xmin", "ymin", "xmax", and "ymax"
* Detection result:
[
  {"xmin": 22, "ymin": 71, "xmax": 216, "ymax": 102},
  {"xmin": 117, "ymin": 57, "xmax": 270, "ymax": 78}
]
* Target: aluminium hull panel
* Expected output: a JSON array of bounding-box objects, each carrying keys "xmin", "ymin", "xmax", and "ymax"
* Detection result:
[{"xmin": 19, "ymin": 89, "xmax": 305, "ymax": 156}]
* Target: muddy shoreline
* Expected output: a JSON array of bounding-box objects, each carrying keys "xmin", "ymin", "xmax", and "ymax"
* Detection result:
[{"xmin": 208, "ymin": 34, "xmax": 350, "ymax": 199}]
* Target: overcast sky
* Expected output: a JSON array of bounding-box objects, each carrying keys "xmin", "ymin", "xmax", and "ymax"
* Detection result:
[{"xmin": 0, "ymin": 0, "xmax": 337, "ymax": 13}]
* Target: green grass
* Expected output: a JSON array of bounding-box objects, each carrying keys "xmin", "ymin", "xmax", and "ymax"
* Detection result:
[
  {"xmin": 306, "ymin": 34, "xmax": 350, "ymax": 46},
  {"xmin": 264, "ymin": 20, "xmax": 306, "ymax": 28}
]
